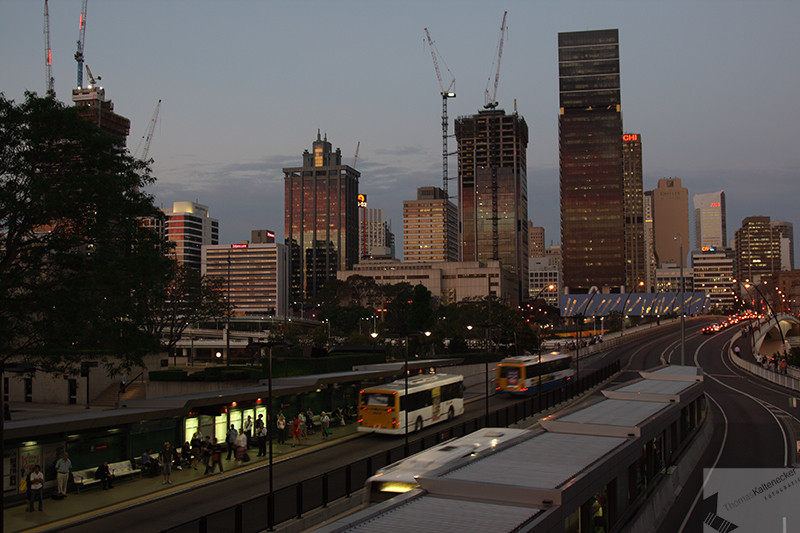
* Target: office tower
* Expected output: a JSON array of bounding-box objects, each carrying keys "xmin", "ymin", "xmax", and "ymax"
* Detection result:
[
  {"xmin": 284, "ymin": 132, "xmax": 359, "ymax": 301},
  {"xmin": 455, "ymin": 110, "xmax": 528, "ymax": 299},
  {"xmin": 652, "ymin": 178, "xmax": 689, "ymax": 267},
  {"xmin": 691, "ymin": 248, "xmax": 735, "ymax": 312},
  {"xmin": 735, "ymin": 216, "xmax": 781, "ymax": 281},
  {"xmin": 403, "ymin": 186, "xmax": 458, "ymax": 263},
  {"xmin": 643, "ymin": 191, "xmax": 657, "ymax": 292},
  {"xmin": 162, "ymin": 201, "xmax": 219, "ymax": 271},
  {"xmin": 694, "ymin": 191, "xmax": 727, "ymax": 249},
  {"xmin": 771, "ymin": 221, "xmax": 794, "ymax": 270},
  {"xmin": 529, "ymin": 223, "xmax": 545, "ymax": 258},
  {"xmin": 72, "ymin": 86, "xmax": 130, "ymax": 144},
  {"xmin": 622, "ymin": 133, "xmax": 646, "ymax": 291},
  {"xmin": 358, "ymin": 202, "xmax": 394, "ymax": 259},
  {"xmin": 528, "ymin": 257, "xmax": 561, "ymax": 306},
  {"xmin": 203, "ymin": 241, "xmax": 288, "ymax": 317},
  {"xmin": 558, "ymin": 29, "xmax": 625, "ymax": 293}
]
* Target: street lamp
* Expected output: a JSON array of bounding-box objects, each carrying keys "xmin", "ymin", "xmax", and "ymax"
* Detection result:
[
  {"xmin": 401, "ymin": 330, "xmax": 430, "ymax": 454},
  {"xmin": 248, "ymin": 339, "xmax": 289, "ymax": 529},
  {"xmin": 575, "ymin": 288, "xmax": 598, "ymax": 383},
  {"xmin": 674, "ymin": 234, "xmax": 686, "ymax": 365}
]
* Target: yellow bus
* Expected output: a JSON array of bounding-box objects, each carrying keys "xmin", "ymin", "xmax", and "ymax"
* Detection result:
[
  {"xmin": 495, "ymin": 353, "xmax": 573, "ymax": 395},
  {"xmin": 358, "ymin": 373, "xmax": 464, "ymax": 435}
]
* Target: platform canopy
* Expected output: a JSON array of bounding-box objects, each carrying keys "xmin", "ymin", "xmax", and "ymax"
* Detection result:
[{"xmin": 560, "ymin": 292, "xmax": 712, "ymax": 317}]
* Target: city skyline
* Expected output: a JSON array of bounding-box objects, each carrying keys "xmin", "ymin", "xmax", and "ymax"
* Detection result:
[{"xmin": 3, "ymin": 2, "xmax": 799, "ymax": 259}]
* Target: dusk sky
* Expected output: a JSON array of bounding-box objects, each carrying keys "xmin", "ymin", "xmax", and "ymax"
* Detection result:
[{"xmin": 3, "ymin": 1, "xmax": 799, "ymax": 260}]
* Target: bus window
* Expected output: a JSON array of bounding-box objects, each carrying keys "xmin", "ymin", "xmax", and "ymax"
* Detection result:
[{"xmin": 362, "ymin": 393, "xmax": 394, "ymax": 407}]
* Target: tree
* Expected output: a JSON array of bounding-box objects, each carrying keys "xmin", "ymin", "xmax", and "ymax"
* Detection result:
[
  {"xmin": 0, "ymin": 92, "xmax": 172, "ymax": 374},
  {"xmin": 139, "ymin": 264, "xmax": 228, "ymax": 361}
]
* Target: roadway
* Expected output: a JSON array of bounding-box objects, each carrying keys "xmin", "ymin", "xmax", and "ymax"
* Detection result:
[{"xmin": 54, "ymin": 318, "xmax": 799, "ymax": 533}]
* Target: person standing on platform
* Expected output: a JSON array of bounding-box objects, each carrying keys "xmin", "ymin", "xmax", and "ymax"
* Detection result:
[
  {"xmin": 291, "ymin": 413, "xmax": 301, "ymax": 447},
  {"xmin": 55, "ymin": 452, "xmax": 72, "ymax": 497},
  {"xmin": 244, "ymin": 415, "xmax": 253, "ymax": 448},
  {"xmin": 29, "ymin": 465, "xmax": 44, "ymax": 511},
  {"xmin": 276, "ymin": 411, "xmax": 287, "ymax": 445},
  {"xmin": 226, "ymin": 424, "xmax": 238, "ymax": 460}
]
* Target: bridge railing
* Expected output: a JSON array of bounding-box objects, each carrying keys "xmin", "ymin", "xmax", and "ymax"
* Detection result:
[{"xmin": 159, "ymin": 360, "xmax": 621, "ymax": 533}]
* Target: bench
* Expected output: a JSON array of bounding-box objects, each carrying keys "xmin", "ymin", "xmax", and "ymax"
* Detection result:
[
  {"xmin": 109, "ymin": 460, "xmax": 141, "ymax": 480},
  {"xmin": 72, "ymin": 460, "xmax": 141, "ymax": 492},
  {"xmin": 71, "ymin": 468, "xmax": 101, "ymax": 492}
]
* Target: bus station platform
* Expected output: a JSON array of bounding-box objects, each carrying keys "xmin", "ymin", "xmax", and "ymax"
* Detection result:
[{"xmin": 7, "ymin": 421, "xmax": 361, "ymax": 533}]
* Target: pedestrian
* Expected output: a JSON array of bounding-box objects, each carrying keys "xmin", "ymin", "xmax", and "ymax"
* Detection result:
[
  {"xmin": 291, "ymin": 413, "xmax": 301, "ymax": 447},
  {"xmin": 257, "ymin": 423, "xmax": 268, "ymax": 457},
  {"xmin": 244, "ymin": 415, "xmax": 253, "ymax": 447},
  {"xmin": 255, "ymin": 413, "xmax": 265, "ymax": 435},
  {"xmin": 235, "ymin": 429, "xmax": 247, "ymax": 463},
  {"xmin": 276, "ymin": 411, "xmax": 287, "ymax": 445},
  {"xmin": 161, "ymin": 441, "xmax": 175, "ymax": 484},
  {"xmin": 190, "ymin": 435, "xmax": 201, "ymax": 470},
  {"xmin": 208, "ymin": 438, "xmax": 224, "ymax": 473},
  {"xmin": 95, "ymin": 461, "xmax": 114, "ymax": 490},
  {"xmin": 201, "ymin": 436, "xmax": 213, "ymax": 473},
  {"xmin": 29, "ymin": 465, "xmax": 44, "ymax": 511},
  {"xmin": 226, "ymin": 424, "xmax": 238, "ymax": 460},
  {"xmin": 305, "ymin": 408, "xmax": 316, "ymax": 435},
  {"xmin": 55, "ymin": 451, "xmax": 72, "ymax": 498},
  {"xmin": 299, "ymin": 410, "xmax": 307, "ymax": 439},
  {"xmin": 780, "ymin": 358, "xmax": 788, "ymax": 375},
  {"xmin": 320, "ymin": 411, "xmax": 331, "ymax": 440}
]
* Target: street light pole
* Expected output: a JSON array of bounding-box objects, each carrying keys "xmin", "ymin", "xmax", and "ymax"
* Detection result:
[
  {"xmin": 675, "ymin": 234, "xmax": 686, "ymax": 365},
  {"xmin": 575, "ymin": 288, "xmax": 598, "ymax": 383}
]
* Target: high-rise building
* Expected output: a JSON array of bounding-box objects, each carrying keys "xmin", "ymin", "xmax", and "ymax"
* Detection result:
[
  {"xmin": 203, "ymin": 241, "xmax": 288, "ymax": 317},
  {"xmin": 284, "ymin": 132, "xmax": 359, "ymax": 301},
  {"xmin": 528, "ymin": 256, "xmax": 561, "ymax": 307},
  {"xmin": 528, "ymin": 223, "xmax": 545, "ymax": 258},
  {"xmin": 72, "ymin": 86, "xmax": 130, "ymax": 144},
  {"xmin": 162, "ymin": 201, "xmax": 219, "ymax": 271},
  {"xmin": 558, "ymin": 29, "xmax": 625, "ymax": 293},
  {"xmin": 693, "ymin": 191, "xmax": 727, "ymax": 250},
  {"xmin": 691, "ymin": 248, "xmax": 735, "ymax": 312},
  {"xmin": 403, "ymin": 186, "xmax": 458, "ymax": 263},
  {"xmin": 771, "ymin": 221, "xmax": 794, "ymax": 270},
  {"xmin": 652, "ymin": 178, "xmax": 689, "ymax": 268},
  {"xmin": 455, "ymin": 110, "xmax": 528, "ymax": 299},
  {"xmin": 622, "ymin": 133, "xmax": 646, "ymax": 291},
  {"xmin": 734, "ymin": 216, "xmax": 781, "ymax": 281},
  {"xmin": 643, "ymin": 191, "xmax": 657, "ymax": 292},
  {"xmin": 358, "ymin": 201, "xmax": 393, "ymax": 259}
]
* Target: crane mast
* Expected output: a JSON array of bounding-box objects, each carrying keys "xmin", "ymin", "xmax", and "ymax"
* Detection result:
[
  {"xmin": 484, "ymin": 11, "xmax": 507, "ymax": 110},
  {"xmin": 353, "ymin": 141, "xmax": 360, "ymax": 168},
  {"xmin": 424, "ymin": 28, "xmax": 456, "ymax": 197},
  {"xmin": 43, "ymin": 0, "xmax": 55, "ymax": 98},
  {"xmin": 75, "ymin": 0, "xmax": 87, "ymax": 88},
  {"xmin": 134, "ymin": 99, "xmax": 162, "ymax": 160}
]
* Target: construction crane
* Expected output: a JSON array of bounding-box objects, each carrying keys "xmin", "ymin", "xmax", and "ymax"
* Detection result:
[
  {"xmin": 84, "ymin": 64, "xmax": 100, "ymax": 86},
  {"xmin": 424, "ymin": 27, "xmax": 456, "ymax": 197},
  {"xmin": 484, "ymin": 11, "xmax": 507, "ymax": 110},
  {"xmin": 353, "ymin": 141, "xmax": 360, "ymax": 168},
  {"xmin": 134, "ymin": 99, "xmax": 162, "ymax": 160},
  {"xmin": 43, "ymin": 0, "xmax": 55, "ymax": 98},
  {"xmin": 75, "ymin": 0, "xmax": 88, "ymax": 88}
]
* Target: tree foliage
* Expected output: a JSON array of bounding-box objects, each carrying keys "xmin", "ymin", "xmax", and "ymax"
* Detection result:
[{"xmin": 0, "ymin": 93, "xmax": 172, "ymax": 374}]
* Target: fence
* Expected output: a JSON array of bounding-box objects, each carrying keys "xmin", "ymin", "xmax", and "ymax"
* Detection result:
[{"xmin": 160, "ymin": 360, "xmax": 620, "ymax": 533}]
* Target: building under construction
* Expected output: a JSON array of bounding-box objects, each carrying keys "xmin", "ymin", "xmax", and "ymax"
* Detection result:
[{"xmin": 72, "ymin": 86, "xmax": 130, "ymax": 144}]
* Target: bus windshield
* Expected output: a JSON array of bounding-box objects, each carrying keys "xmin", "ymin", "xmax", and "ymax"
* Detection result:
[{"xmin": 362, "ymin": 392, "xmax": 394, "ymax": 407}]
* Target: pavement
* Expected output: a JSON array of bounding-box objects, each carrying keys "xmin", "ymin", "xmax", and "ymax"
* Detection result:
[{"xmin": 6, "ymin": 422, "xmax": 361, "ymax": 533}]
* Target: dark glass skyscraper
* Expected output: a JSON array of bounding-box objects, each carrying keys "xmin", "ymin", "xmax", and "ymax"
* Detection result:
[
  {"xmin": 559, "ymin": 29, "xmax": 625, "ymax": 293},
  {"xmin": 456, "ymin": 109, "xmax": 529, "ymax": 300},
  {"xmin": 623, "ymin": 133, "xmax": 646, "ymax": 291},
  {"xmin": 284, "ymin": 132, "xmax": 359, "ymax": 302}
]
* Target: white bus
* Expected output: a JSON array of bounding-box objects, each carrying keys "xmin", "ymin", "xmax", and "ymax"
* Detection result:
[
  {"xmin": 495, "ymin": 352, "xmax": 574, "ymax": 395},
  {"xmin": 358, "ymin": 373, "xmax": 464, "ymax": 435},
  {"xmin": 365, "ymin": 427, "xmax": 529, "ymax": 501}
]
